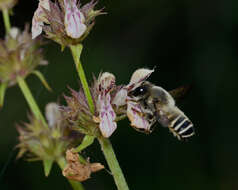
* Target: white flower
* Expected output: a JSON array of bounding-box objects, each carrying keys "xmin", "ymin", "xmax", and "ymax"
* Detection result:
[
  {"xmin": 64, "ymin": 0, "xmax": 87, "ymax": 39},
  {"xmin": 126, "ymin": 68, "xmax": 154, "ymax": 131},
  {"xmin": 97, "ymin": 72, "xmax": 117, "ymax": 138},
  {"xmin": 32, "ymin": 0, "xmax": 87, "ymax": 39},
  {"xmin": 31, "ymin": 0, "xmax": 50, "ymax": 39}
]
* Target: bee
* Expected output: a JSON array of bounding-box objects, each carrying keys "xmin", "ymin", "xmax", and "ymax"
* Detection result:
[{"xmin": 128, "ymin": 81, "xmax": 195, "ymax": 140}]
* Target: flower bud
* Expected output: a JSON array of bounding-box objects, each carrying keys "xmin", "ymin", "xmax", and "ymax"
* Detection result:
[
  {"xmin": 16, "ymin": 103, "xmax": 82, "ymax": 176},
  {"xmin": 0, "ymin": 25, "xmax": 49, "ymax": 107},
  {"xmin": 0, "ymin": 26, "xmax": 48, "ymax": 85}
]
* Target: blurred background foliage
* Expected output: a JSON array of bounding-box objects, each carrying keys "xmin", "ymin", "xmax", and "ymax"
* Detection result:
[{"xmin": 0, "ymin": 0, "xmax": 234, "ymax": 190}]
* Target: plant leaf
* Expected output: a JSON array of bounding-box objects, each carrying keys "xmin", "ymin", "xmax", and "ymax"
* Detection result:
[
  {"xmin": 43, "ymin": 159, "xmax": 53, "ymax": 177},
  {"xmin": 31, "ymin": 70, "xmax": 52, "ymax": 91},
  {"xmin": 0, "ymin": 82, "xmax": 7, "ymax": 108},
  {"xmin": 74, "ymin": 135, "xmax": 95, "ymax": 153}
]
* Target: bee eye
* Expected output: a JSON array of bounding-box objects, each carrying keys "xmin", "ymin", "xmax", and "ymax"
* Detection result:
[{"xmin": 131, "ymin": 86, "xmax": 147, "ymax": 97}]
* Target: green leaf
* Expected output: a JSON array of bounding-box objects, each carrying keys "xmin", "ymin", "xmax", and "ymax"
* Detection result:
[
  {"xmin": 31, "ymin": 70, "xmax": 52, "ymax": 91},
  {"xmin": 74, "ymin": 135, "xmax": 95, "ymax": 153},
  {"xmin": 43, "ymin": 159, "xmax": 53, "ymax": 177},
  {"xmin": 0, "ymin": 82, "xmax": 7, "ymax": 108}
]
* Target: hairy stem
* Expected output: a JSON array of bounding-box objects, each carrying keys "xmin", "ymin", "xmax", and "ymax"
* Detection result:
[
  {"xmin": 98, "ymin": 137, "xmax": 129, "ymax": 190},
  {"xmin": 57, "ymin": 157, "xmax": 85, "ymax": 190},
  {"xmin": 17, "ymin": 77, "xmax": 47, "ymax": 127},
  {"xmin": 2, "ymin": 9, "xmax": 11, "ymax": 34}
]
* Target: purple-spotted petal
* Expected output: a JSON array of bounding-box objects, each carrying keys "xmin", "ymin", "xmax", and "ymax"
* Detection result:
[
  {"xmin": 98, "ymin": 93, "xmax": 117, "ymax": 138},
  {"xmin": 32, "ymin": 0, "xmax": 50, "ymax": 39},
  {"xmin": 112, "ymin": 88, "xmax": 127, "ymax": 107},
  {"xmin": 98, "ymin": 72, "xmax": 115, "ymax": 92},
  {"xmin": 40, "ymin": 0, "xmax": 50, "ymax": 10},
  {"xmin": 127, "ymin": 101, "xmax": 151, "ymax": 131},
  {"xmin": 64, "ymin": 0, "xmax": 87, "ymax": 39}
]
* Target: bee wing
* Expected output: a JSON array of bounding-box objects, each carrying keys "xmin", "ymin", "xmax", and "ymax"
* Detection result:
[{"xmin": 169, "ymin": 85, "xmax": 191, "ymax": 100}]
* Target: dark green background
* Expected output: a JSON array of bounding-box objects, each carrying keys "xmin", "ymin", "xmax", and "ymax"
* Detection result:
[{"xmin": 0, "ymin": 0, "xmax": 234, "ymax": 190}]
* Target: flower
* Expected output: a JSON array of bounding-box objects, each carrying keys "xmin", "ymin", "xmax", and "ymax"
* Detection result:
[
  {"xmin": 97, "ymin": 72, "xmax": 117, "ymax": 137},
  {"xmin": 0, "ymin": 25, "xmax": 49, "ymax": 107},
  {"xmin": 62, "ymin": 72, "xmax": 125, "ymax": 138},
  {"xmin": 0, "ymin": 0, "xmax": 17, "ymax": 10},
  {"xmin": 64, "ymin": 0, "xmax": 87, "ymax": 39},
  {"xmin": 32, "ymin": 0, "xmax": 50, "ymax": 39},
  {"xmin": 16, "ymin": 102, "xmax": 83, "ymax": 176},
  {"xmin": 32, "ymin": 0, "xmax": 104, "ymax": 48},
  {"xmin": 0, "ymin": 26, "xmax": 47, "ymax": 86},
  {"xmin": 63, "ymin": 149, "xmax": 104, "ymax": 182},
  {"xmin": 62, "ymin": 69, "xmax": 155, "ymax": 138},
  {"xmin": 125, "ymin": 68, "xmax": 155, "ymax": 132}
]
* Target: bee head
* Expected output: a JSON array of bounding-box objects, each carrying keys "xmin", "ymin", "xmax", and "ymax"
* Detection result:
[{"xmin": 128, "ymin": 82, "xmax": 151, "ymax": 100}]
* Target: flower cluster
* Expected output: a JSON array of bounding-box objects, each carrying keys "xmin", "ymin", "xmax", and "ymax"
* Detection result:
[
  {"xmin": 0, "ymin": 25, "xmax": 47, "ymax": 87},
  {"xmin": 62, "ymin": 68, "xmax": 155, "ymax": 138},
  {"xmin": 16, "ymin": 103, "xmax": 82, "ymax": 176},
  {"xmin": 32, "ymin": 0, "xmax": 104, "ymax": 48}
]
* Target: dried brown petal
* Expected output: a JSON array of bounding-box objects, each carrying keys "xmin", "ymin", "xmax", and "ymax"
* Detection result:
[
  {"xmin": 63, "ymin": 149, "xmax": 104, "ymax": 182},
  {"xmin": 90, "ymin": 163, "xmax": 104, "ymax": 173}
]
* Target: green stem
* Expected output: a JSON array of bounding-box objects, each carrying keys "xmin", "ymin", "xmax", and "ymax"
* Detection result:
[
  {"xmin": 70, "ymin": 45, "xmax": 95, "ymax": 114},
  {"xmin": 57, "ymin": 157, "xmax": 85, "ymax": 190},
  {"xmin": 2, "ymin": 9, "xmax": 11, "ymax": 34},
  {"xmin": 69, "ymin": 44, "xmax": 129, "ymax": 190},
  {"xmin": 17, "ymin": 77, "xmax": 47, "ymax": 126},
  {"xmin": 98, "ymin": 137, "xmax": 129, "ymax": 190}
]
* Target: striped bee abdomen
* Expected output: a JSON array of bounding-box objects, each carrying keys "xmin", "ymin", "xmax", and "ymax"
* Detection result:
[{"xmin": 170, "ymin": 116, "xmax": 195, "ymax": 140}]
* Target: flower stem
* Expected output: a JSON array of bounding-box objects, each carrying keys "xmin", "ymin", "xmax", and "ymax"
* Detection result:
[
  {"xmin": 98, "ymin": 137, "xmax": 129, "ymax": 190},
  {"xmin": 57, "ymin": 157, "xmax": 85, "ymax": 190},
  {"xmin": 17, "ymin": 77, "xmax": 85, "ymax": 190},
  {"xmin": 17, "ymin": 76, "xmax": 47, "ymax": 127},
  {"xmin": 2, "ymin": 9, "xmax": 11, "ymax": 34},
  {"xmin": 69, "ymin": 44, "xmax": 130, "ymax": 190},
  {"xmin": 70, "ymin": 45, "xmax": 95, "ymax": 114}
]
